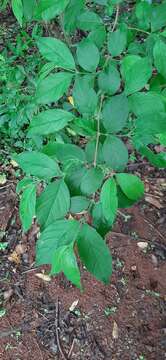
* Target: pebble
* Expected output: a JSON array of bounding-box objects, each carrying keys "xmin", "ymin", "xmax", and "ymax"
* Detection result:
[{"xmin": 137, "ymin": 242, "xmax": 148, "ymax": 250}]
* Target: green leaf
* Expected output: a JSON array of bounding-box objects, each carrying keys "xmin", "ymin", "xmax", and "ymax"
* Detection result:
[
  {"xmin": 80, "ymin": 168, "xmax": 104, "ymax": 195},
  {"xmin": 36, "ymin": 219, "xmax": 81, "ymax": 287},
  {"xmin": 15, "ymin": 151, "xmax": 61, "ymax": 180},
  {"xmin": 65, "ymin": 163, "xmax": 87, "ymax": 196},
  {"xmin": 139, "ymin": 146, "xmax": 166, "ymax": 168},
  {"xmin": 36, "ymin": 72, "xmax": 73, "ymax": 104},
  {"xmin": 77, "ymin": 38, "xmax": 100, "ymax": 72},
  {"xmin": 73, "ymin": 76, "xmax": 98, "ymax": 116},
  {"xmin": 77, "ymin": 10, "xmax": 102, "ymax": 31},
  {"xmin": 88, "ymin": 25, "xmax": 106, "ymax": 49},
  {"xmin": 151, "ymin": 3, "xmax": 166, "ymax": 32},
  {"xmin": 85, "ymin": 140, "xmax": 104, "ymax": 164},
  {"xmin": 22, "ymin": 0, "xmax": 36, "ymax": 21},
  {"xmin": 116, "ymin": 173, "xmax": 144, "ymax": 201},
  {"xmin": 153, "ymin": 40, "xmax": 166, "ymax": 79},
  {"xmin": 16, "ymin": 177, "xmax": 34, "ymax": 194},
  {"xmin": 117, "ymin": 186, "xmax": 136, "ymax": 208},
  {"xmin": 37, "ymin": 37, "xmax": 75, "ymax": 70},
  {"xmin": 36, "ymin": 180, "xmax": 70, "ymax": 229},
  {"xmin": 35, "ymin": 0, "xmax": 69, "ymax": 20},
  {"xmin": 36, "ymin": 219, "xmax": 79, "ymax": 263},
  {"xmin": 121, "ymin": 55, "xmax": 140, "ymax": 78},
  {"xmin": 28, "ymin": 109, "xmax": 75, "ymax": 136},
  {"xmin": 121, "ymin": 55, "xmax": 152, "ymax": 95},
  {"xmin": 70, "ymin": 196, "xmax": 90, "ymax": 213},
  {"xmin": 92, "ymin": 202, "xmax": 112, "ymax": 237},
  {"xmin": 63, "ymin": 0, "xmax": 85, "ymax": 34},
  {"xmin": 98, "ymin": 64, "xmax": 121, "ymax": 95},
  {"xmin": 43, "ymin": 143, "xmax": 85, "ymax": 163},
  {"xmin": 100, "ymin": 178, "xmax": 118, "ymax": 224},
  {"xmin": 92, "ymin": 0, "xmax": 108, "ymax": 5},
  {"xmin": 77, "ymin": 224, "xmax": 112, "ymax": 284},
  {"xmin": 135, "ymin": 1, "xmax": 151, "ymax": 30},
  {"xmin": 20, "ymin": 184, "xmax": 36, "ymax": 232},
  {"xmin": 12, "ymin": 0, "xmax": 23, "ymax": 27},
  {"xmin": 129, "ymin": 92, "xmax": 165, "ymax": 117},
  {"xmin": 135, "ymin": 113, "xmax": 166, "ymax": 136},
  {"xmin": 102, "ymin": 93, "xmax": 129, "ymax": 133},
  {"xmin": 72, "ymin": 117, "xmax": 96, "ymax": 137},
  {"xmin": 102, "ymin": 136, "xmax": 128, "ymax": 171},
  {"xmin": 50, "ymin": 243, "xmax": 81, "ymax": 288},
  {"xmin": 157, "ymin": 133, "xmax": 166, "ymax": 147},
  {"xmin": 108, "ymin": 28, "xmax": 127, "ymax": 56}
]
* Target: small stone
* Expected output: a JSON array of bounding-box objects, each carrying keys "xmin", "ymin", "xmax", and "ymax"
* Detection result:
[
  {"xmin": 151, "ymin": 254, "xmax": 158, "ymax": 267},
  {"xmin": 15, "ymin": 243, "xmax": 27, "ymax": 255},
  {"xmin": 4, "ymin": 288, "xmax": 13, "ymax": 300},
  {"xmin": 137, "ymin": 242, "xmax": 148, "ymax": 250},
  {"xmin": 131, "ymin": 265, "xmax": 137, "ymax": 271}
]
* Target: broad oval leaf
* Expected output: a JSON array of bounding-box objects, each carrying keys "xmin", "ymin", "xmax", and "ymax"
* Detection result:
[
  {"xmin": 121, "ymin": 56, "xmax": 152, "ymax": 95},
  {"xmin": 77, "ymin": 38, "xmax": 100, "ymax": 72},
  {"xmin": 116, "ymin": 173, "xmax": 144, "ymax": 201},
  {"xmin": 12, "ymin": 0, "xmax": 23, "ymax": 26},
  {"xmin": 77, "ymin": 10, "xmax": 102, "ymax": 31},
  {"xmin": 108, "ymin": 28, "xmax": 127, "ymax": 57},
  {"xmin": 43, "ymin": 143, "xmax": 85, "ymax": 163},
  {"xmin": 36, "ymin": 219, "xmax": 81, "ymax": 287},
  {"xmin": 15, "ymin": 151, "xmax": 61, "ymax": 179},
  {"xmin": 102, "ymin": 136, "xmax": 128, "ymax": 171},
  {"xmin": 73, "ymin": 75, "xmax": 98, "ymax": 116},
  {"xmin": 102, "ymin": 93, "xmax": 129, "ymax": 133},
  {"xmin": 98, "ymin": 64, "xmax": 121, "ymax": 95},
  {"xmin": 80, "ymin": 168, "xmax": 104, "ymax": 195},
  {"xmin": 153, "ymin": 40, "xmax": 166, "ymax": 80},
  {"xmin": 63, "ymin": 0, "xmax": 85, "ymax": 34},
  {"xmin": 28, "ymin": 109, "xmax": 75, "ymax": 136},
  {"xmin": 36, "ymin": 180, "xmax": 70, "ymax": 229},
  {"xmin": 35, "ymin": 0, "xmax": 69, "ymax": 20},
  {"xmin": 37, "ymin": 37, "xmax": 75, "ymax": 70},
  {"xmin": 129, "ymin": 92, "xmax": 165, "ymax": 117},
  {"xmin": 20, "ymin": 183, "xmax": 36, "ymax": 232},
  {"xmin": 36, "ymin": 72, "xmax": 73, "ymax": 104},
  {"xmin": 70, "ymin": 196, "xmax": 90, "ymax": 213},
  {"xmin": 65, "ymin": 164, "xmax": 87, "ymax": 196},
  {"xmin": 50, "ymin": 243, "xmax": 81, "ymax": 288},
  {"xmin": 92, "ymin": 201, "xmax": 113, "ymax": 237},
  {"xmin": 100, "ymin": 178, "xmax": 118, "ymax": 225},
  {"xmin": 77, "ymin": 224, "xmax": 112, "ymax": 284}
]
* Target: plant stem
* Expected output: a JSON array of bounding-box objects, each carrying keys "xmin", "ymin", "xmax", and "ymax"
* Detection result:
[
  {"xmin": 128, "ymin": 26, "xmax": 150, "ymax": 35},
  {"xmin": 59, "ymin": 14, "xmax": 72, "ymax": 49},
  {"xmin": 93, "ymin": 95, "xmax": 104, "ymax": 168},
  {"xmin": 111, "ymin": 4, "xmax": 120, "ymax": 32}
]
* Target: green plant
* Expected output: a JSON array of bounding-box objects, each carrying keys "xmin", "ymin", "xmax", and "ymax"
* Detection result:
[{"xmin": 1, "ymin": 0, "xmax": 166, "ymax": 288}]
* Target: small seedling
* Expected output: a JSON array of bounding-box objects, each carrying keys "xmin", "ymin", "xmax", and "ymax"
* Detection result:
[
  {"xmin": 104, "ymin": 306, "xmax": 117, "ymax": 317},
  {"xmin": 0, "ymin": 308, "xmax": 6, "ymax": 318}
]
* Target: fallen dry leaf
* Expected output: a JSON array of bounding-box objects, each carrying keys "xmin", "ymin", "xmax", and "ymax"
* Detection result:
[
  {"xmin": 69, "ymin": 300, "xmax": 79, "ymax": 312},
  {"xmin": 8, "ymin": 251, "xmax": 21, "ymax": 265},
  {"xmin": 15, "ymin": 243, "xmax": 27, "ymax": 255},
  {"xmin": 0, "ymin": 174, "xmax": 7, "ymax": 185},
  {"xmin": 35, "ymin": 273, "xmax": 51, "ymax": 282},
  {"xmin": 112, "ymin": 321, "xmax": 119, "ymax": 339},
  {"xmin": 68, "ymin": 96, "xmax": 74, "ymax": 106},
  {"xmin": 145, "ymin": 195, "xmax": 162, "ymax": 209}
]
